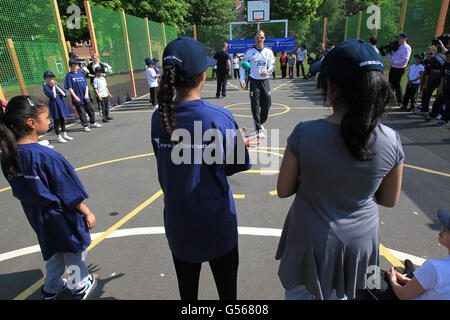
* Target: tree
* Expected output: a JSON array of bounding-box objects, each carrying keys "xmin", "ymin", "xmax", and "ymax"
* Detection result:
[
  {"xmin": 317, "ymin": 0, "xmax": 346, "ymax": 19},
  {"xmin": 184, "ymin": 0, "xmax": 238, "ymax": 26},
  {"xmin": 271, "ymin": 0, "xmax": 323, "ymax": 21}
]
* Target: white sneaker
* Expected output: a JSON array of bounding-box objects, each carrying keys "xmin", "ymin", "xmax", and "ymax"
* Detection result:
[
  {"xmin": 62, "ymin": 133, "xmax": 74, "ymax": 141},
  {"xmin": 258, "ymin": 131, "xmax": 266, "ymax": 139},
  {"xmin": 436, "ymin": 114, "xmax": 442, "ymax": 120},
  {"xmin": 57, "ymin": 135, "xmax": 67, "ymax": 143},
  {"xmin": 83, "ymin": 126, "xmax": 91, "ymax": 132},
  {"xmin": 260, "ymin": 124, "xmax": 266, "ymax": 132},
  {"xmin": 91, "ymin": 122, "xmax": 102, "ymax": 128}
]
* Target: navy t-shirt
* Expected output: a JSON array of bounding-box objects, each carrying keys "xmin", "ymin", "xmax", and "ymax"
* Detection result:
[
  {"xmin": 214, "ymin": 50, "xmax": 230, "ymax": 74},
  {"xmin": 1, "ymin": 143, "xmax": 91, "ymax": 260},
  {"xmin": 43, "ymin": 83, "xmax": 71, "ymax": 120},
  {"xmin": 151, "ymin": 99, "xmax": 251, "ymax": 263},
  {"xmin": 64, "ymin": 70, "xmax": 90, "ymax": 105}
]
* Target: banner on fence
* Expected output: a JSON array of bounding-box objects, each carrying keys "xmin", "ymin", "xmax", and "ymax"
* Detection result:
[{"xmin": 227, "ymin": 37, "xmax": 297, "ymax": 53}]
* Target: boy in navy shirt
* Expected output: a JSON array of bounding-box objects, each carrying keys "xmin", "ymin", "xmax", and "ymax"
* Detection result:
[{"xmin": 64, "ymin": 60, "xmax": 102, "ymax": 132}]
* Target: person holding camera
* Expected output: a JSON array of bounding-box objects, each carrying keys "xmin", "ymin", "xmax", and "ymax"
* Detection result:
[
  {"xmin": 387, "ymin": 33, "xmax": 412, "ymax": 105},
  {"xmin": 415, "ymin": 46, "xmax": 443, "ymax": 119}
]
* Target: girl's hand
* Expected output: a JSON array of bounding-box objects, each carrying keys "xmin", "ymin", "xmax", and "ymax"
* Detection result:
[
  {"xmin": 387, "ymin": 267, "xmax": 398, "ymax": 284},
  {"xmin": 74, "ymin": 96, "xmax": 81, "ymax": 103},
  {"xmin": 85, "ymin": 212, "xmax": 96, "ymax": 229}
]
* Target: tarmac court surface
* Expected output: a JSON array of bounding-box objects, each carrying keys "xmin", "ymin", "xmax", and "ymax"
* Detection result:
[{"xmin": 0, "ymin": 77, "xmax": 449, "ymax": 300}]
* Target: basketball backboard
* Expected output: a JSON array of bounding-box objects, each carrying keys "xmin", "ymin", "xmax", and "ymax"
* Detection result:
[{"xmin": 247, "ymin": 0, "xmax": 270, "ymax": 22}]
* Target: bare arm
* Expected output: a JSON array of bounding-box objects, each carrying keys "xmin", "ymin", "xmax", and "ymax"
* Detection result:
[
  {"xmin": 375, "ymin": 164, "xmax": 403, "ymax": 207},
  {"xmin": 76, "ymin": 202, "xmax": 96, "ymax": 229},
  {"xmin": 387, "ymin": 267, "xmax": 426, "ymax": 300},
  {"xmin": 68, "ymin": 88, "xmax": 81, "ymax": 103},
  {"xmin": 277, "ymin": 148, "xmax": 300, "ymax": 198}
]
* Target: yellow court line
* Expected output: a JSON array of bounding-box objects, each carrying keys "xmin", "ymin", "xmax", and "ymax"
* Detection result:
[
  {"xmin": 404, "ymin": 164, "xmax": 450, "ymax": 178},
  {"xmin": 228, "ymin": 82, "xmax": 244, "ymax": 92},
  {"xmin": 14, "ymin": 190, "xmax": 164, "ymax": 300},
  {"xmin": 110, "ymin": 110, "xmax": 152, "ymax": 114},
  {"xmin": 233, "ymin": 194, "xmax": 246, "ymax": 199},
  {"xmin": 379, "ymin": 243, "xmax": 404, "ymax": 269},
  {"xmin": 75, "ymin": 153, "xmax": 153, "ymax": 171},
  {"xmin": 272, "ymin": 80, "xmax": 293, "ymax": 92}
]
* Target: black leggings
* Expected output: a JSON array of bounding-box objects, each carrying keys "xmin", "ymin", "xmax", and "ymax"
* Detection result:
[
  {"xmin": 172, "ymin": 245, "xmax": 239, "ymax": 300},
  {"xmin": 53, "ymin": 118, "xmax": 66, "ymax": 135}
]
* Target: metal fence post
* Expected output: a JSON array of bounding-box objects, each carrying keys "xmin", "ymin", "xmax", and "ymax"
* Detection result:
[
  {"xmin": 84, "ymin": 1, "xmax": 99, "ymax": 55},
  {"xmin": 52, "ymin": 0, "xmax": 70, "ymax": 71},
  {"xmin": 436, "ymin": 0, "xmax": 449, "ymax": 36},
  {"xmin": 120, "ymin": 10, "xmax": 137, "ymax": 99},
  {"xmin": 6, "ymin": 38, "xmax": 28, "ymax": 96},
  {"xmin": 145, "ymin": 18, "xmax": 153, "ymax": 59}
]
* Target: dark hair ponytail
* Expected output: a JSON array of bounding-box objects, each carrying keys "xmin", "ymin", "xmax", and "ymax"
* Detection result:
[
  {"xmin": 157, "ymin": 64, "xmax": 177, "ymax": 140},
  {"xmin": 319, "ymin": 71, "xmax": 394, "ymax": 161},
  {"xmin": 157, "ymin": 64, "xmax": 204, "ymax": 141},
  {"xmin": 0, "ymin": 95, "xmax": 47, "ymax": 178}
]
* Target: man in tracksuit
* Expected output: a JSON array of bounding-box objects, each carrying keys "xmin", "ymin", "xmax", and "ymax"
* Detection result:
[{"xmin": 239, "ymin": 30, "xmax": 275, "ymax": 139}]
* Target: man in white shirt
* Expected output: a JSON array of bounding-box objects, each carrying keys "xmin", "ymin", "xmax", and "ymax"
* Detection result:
[
  {"xmin": 296, "ymin": 45, "xmax": 307, "ymax": 79},
  {"xmin": 239, "ymin": 29, "xmax": 275, "ymax": 139}
]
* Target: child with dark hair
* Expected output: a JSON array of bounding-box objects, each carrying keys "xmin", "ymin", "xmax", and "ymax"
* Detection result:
[
  {"xmin": 64, "ymin": 60, "xmax": 102, "ymax": 132},
  {"xmin": 93, "ymin": 67, "xmax": 113, "ymax": 122},
  {"xmin": 276, "ymin": 39, "xmax": 404, "ymax": 300},
  {"xmin": 145, "ymin": 58, "xmax": 159, "ymax": 109},
  {"xmin": 43, "ymin": 71, "xmax": 74, "ymax": 143},
  {"xmin": 152, "ymin": 37, "xmax": 257, "ymax": 300},
  {"xmin": 0, "ymin": 96, "xmax": 96, "ymax": 300},
  {"xmin": 400, "ymin": 54, "xmax": 424, "ymax": 111}
]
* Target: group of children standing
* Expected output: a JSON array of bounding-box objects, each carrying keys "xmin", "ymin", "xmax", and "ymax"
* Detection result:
[
  {"xmin": 42, "ymin": 55, "xmax": 115, "ymax": 145},
  {"xmin": 402, "ymin": 47, "xmax": 450, "ymax": 126}
]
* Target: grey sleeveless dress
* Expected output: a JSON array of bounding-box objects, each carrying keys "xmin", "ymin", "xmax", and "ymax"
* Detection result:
[{"xmin": 275, "ymin": 119, "xmax": 404, "ymax": 300}]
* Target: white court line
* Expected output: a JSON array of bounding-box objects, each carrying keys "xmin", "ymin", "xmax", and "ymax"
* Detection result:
[{"xmin": 0, "ymin": 226, "xmax": 426, "ymax": 266}]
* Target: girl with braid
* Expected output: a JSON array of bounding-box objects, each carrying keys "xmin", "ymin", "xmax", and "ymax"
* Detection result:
[{"xmin": 151, "ymin": 37, "xmax": 257, "ymax": 300}]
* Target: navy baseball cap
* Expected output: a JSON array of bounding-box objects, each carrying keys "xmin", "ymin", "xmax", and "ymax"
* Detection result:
[
  {"xmin": 69, "ymin": 51, "xmax": 77, "ymax": 58},
  {"xmin": 94, "ymin": 66, "xmax": 103, "ymax": 73},
  {"xmin": 398, "ymin": 32, "xmax": 408, "ymax": 39},
  {"xmin": 43, "ymin": 71, "xmax": 55, "ymax": 79},
  {"xmin": 438, "ymin": 208, "xmax": 450, "ymax": 229},
  {"xmin": 320, "ymin": 39, "xmax": 384, "ymax": 87},
  {"xmin": 69, "ymin": 59, "xmax": 79, "ymax": 66},
  {"xmin": 162, "ymin": 37, "xmax": 215, "ymax": 78},
  {"xmin": 145, "ymin": 57, "xmax": 153, "ymax": 65}
]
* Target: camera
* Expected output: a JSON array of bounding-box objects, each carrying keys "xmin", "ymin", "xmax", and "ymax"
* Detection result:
[
  {"xmin": 379, "ymin": 41, "xmax": 400, "ymax": 56},
  {"xmin": 432, "ymin": 34, "xmax": 450, "ymax": 53}
]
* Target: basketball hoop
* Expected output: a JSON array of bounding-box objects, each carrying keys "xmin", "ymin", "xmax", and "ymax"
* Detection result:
[{"xmin": 256, "ymin": 18, "xmax": 262, "ymax": 31}]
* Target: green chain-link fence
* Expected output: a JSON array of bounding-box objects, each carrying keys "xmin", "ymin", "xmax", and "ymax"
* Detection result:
[
  {"xmin": 89, "ymin": 4, "xmax": 177, "ymax": 102},
  {"xmin": 0, "ymin": 0, "xmax": 69, "ymax": 103}
]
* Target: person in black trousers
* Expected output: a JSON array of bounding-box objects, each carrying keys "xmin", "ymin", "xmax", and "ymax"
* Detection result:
[
  {"xmin": 416, "ymin": 46, "xmax": 443, "ymax": 118},
  {"xmin": 214, "ymin": 42, "xmax": 231, "ymax": 98}
]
